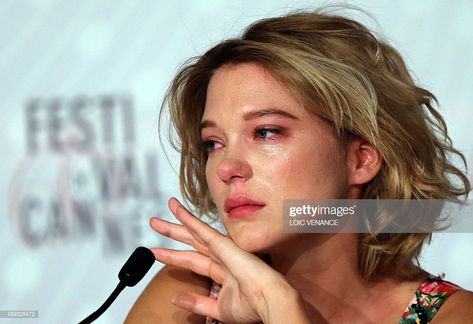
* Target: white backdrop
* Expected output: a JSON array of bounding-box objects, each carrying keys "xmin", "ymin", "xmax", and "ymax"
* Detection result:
[{"xmin": 1, "ymin": 1, "xmax": 472, "ymax": 323}]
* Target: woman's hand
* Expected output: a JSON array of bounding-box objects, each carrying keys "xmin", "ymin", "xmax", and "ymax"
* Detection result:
[{"xmin": 149, "ymin": 197, "xmax": 312, "ymax": 323}]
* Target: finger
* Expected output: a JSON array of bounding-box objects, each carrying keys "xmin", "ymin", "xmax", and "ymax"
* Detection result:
[
  {"xmin": 151, "ymin": 248, "xmax": 226, "ymax": 284},
  {"xmin": 171, "ymin": 292, "xmax": 223, "ymax": 322},
  {"xmin": 149, "ymin": 217, "xmax": 209, "ymax": 255},
  {"xmin": 167, "ymin": 198, "xmax": 221, "ymax": 249},
  {"xmin": 168, "ymin": 197, "xmax": 230, "ymax": 259},
  {"xmin": 169, "ymin": 199, "xmax": 265, "ymax": 276},
  {"xmin": 168, "ymin": 197, "xmax": 224, "ymax": 244}
]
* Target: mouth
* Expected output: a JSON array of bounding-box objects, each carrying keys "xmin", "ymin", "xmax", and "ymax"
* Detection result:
[
  {"xmin": 224, "ymin": 194, "xmax": 266, "ymax": 219},
  {"xmin": 227, "ymin": 205, "xmax": 265, "ymax": 219}
]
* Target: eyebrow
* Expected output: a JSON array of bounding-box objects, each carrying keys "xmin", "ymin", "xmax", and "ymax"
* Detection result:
[{"xmin": 199, "ymin": 108, "xmax": 299, "ymax": 131}]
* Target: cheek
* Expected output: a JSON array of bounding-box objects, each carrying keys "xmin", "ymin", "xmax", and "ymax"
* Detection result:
[
  {"xmin": 205, "ymin": 157, "xmax": 230, "ymax": 214},
  {"xmin": 248, "ymin": 144, "xmax": 290, "ymax": 200},
  {"xmin": 205, "ymin": 159, "xmax": 219, "ymax": 197},
  {"xmin": 277, "ymin": 143, "xmax": 348, "ymax": 199}
]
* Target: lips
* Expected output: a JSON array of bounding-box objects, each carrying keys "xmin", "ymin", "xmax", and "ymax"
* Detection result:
[{"xmin": 224, "ymin": 195, "xmax": 265, "ymax": 219}]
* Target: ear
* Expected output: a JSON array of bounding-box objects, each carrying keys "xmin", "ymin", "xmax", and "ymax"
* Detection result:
[{"xmin": 344, "ymin": 138, "xmax": 382, "ymax": 193}]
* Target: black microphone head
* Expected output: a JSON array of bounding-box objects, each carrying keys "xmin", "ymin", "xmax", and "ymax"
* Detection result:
[{"xmin": 118, "ymin": 246, "xmax": 155, "ymax": 287}]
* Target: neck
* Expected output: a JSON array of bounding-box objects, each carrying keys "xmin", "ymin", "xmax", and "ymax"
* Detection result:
[
  {"xmin": 266, "ymin": 234, "xmax": 381, "ymax": 321},
  {"xmin": 263, "ymin": 233, "xmax": 426, "ymax": 322},
  {"xmin": 269, "ymin": 233, "xmax": 361, "ymax": 280}
]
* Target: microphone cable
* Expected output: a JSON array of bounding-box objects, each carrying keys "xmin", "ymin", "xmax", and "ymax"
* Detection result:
[{"xmin": 78, "ymin": 246, "xmax": 155, "ymax": 324}]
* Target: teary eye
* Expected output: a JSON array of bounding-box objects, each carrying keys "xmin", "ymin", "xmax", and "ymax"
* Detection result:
[
  {"xmin": 202, "ymin": 140, "xmax": 222, "ymax": 152},
  {"xmin": 254, "ymin": 128, "xmax": 281, "ymax": 140}
]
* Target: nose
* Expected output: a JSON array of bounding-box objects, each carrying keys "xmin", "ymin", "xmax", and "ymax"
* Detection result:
[{"xmin": 217, "ymin": 151, "xmax": 253, "ymax": 183}]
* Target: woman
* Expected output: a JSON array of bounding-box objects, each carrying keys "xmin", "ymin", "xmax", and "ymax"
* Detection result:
[{"xmin": 126, "ymin": 10, "xmax": 473, "ymax": 323}]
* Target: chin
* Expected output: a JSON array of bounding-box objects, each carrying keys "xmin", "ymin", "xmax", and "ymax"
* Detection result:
[{"xmin": 227, "ymin": 227, "xmax": 290, "ymax": 254}]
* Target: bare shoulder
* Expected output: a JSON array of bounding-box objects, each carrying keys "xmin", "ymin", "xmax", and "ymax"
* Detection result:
[
  {"xmin": 432, "ymin": 289, "xmax": 473, "ymax": 323},
  {"xmin": 125, "ymin": 265, "xmax": 211, "ymax": 324}
]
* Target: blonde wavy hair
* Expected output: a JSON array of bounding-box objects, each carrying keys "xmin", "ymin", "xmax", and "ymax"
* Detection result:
[{"xmin": 160, "ymin": 10, "xmax": 470, "ymax": 280}]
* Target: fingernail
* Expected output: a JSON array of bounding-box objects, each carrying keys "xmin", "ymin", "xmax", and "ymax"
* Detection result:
[
  {"xmin": 171, "ymin": 294, "xmax": 194, "ymax": 307},
  {"xmin": 152, "ymin": 248, "xmax": 168, "ymax": 260}
]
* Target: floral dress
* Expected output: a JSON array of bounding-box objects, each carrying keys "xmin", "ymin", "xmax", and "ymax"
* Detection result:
[
  {"xmin": 400, "ymin": 275, "xmax": 461, "ymax": 324},
  {"xmin": 206, "ymin": 275, "xmax": 461, "ymax": 324}
]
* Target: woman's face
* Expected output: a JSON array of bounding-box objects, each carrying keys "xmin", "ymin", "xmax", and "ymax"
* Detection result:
[{"xmin": 201, "ymin": 63, "xmax": 351, "ymax": 253}]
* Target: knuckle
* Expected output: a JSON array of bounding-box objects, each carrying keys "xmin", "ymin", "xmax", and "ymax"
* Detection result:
[{"xmin": 209, "ymin": 236, "xmax": 227, "ymax": 253}]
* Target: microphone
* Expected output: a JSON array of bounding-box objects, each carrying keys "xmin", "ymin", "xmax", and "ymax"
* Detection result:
[{"xmin": 78, "ymin": 246, "xmax": 155, "ymax": 324}]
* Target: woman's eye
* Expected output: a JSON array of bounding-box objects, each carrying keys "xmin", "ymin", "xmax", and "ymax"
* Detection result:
[
  {"xmin": 202, "ymin": 140, "xmax": 222, "ymax": 152},
  {"xmin": 254, "ymin": 128, "xmax": 281, "ymax": 140}
]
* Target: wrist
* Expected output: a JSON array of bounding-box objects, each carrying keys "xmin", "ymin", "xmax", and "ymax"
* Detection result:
[{"xmin": 261, "ymin": 283, "xmax": 312, "ymax": 324}]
